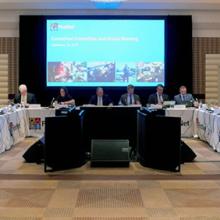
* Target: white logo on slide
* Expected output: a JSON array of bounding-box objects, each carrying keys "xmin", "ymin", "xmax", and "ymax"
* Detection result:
[
  {"xmin": 50, "ymin": 23, "xmax": 75, "ymax": 31},
  {"xmin": 59, "ymin": 24, "xmax": 75, "ymax": 30},
  {"xmin": 50, "ymin": 23, "xmax": 58, "ymax": 31}
]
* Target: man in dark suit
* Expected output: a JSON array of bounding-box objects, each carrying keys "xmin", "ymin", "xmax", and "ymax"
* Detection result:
[
  {"xmin": 174, "ymin": 85, "xmax": 194, "ymax": 106},
  {"xmin": 89, "ymin": 87, "xmax": 113, "ymax": 106},
  {"xmin": 14, "ymin": 84, "xmax": 37, "ymax": 105},
  {"xmin": 148, "ymin": 84, "xmax": 169, "ymax": 105},
  {"xmin": 119, "ymin": 84, "xmax": 141, "ymax": 105}
]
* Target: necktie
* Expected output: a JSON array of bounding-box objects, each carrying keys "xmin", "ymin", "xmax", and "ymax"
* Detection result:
[
  {"xmin": 182, "ymin": 95, "xmax": 185, "ymax": 102},
  {"xmin": 129, "ymin": 94, "xmax": 133, "ymax": 105}
]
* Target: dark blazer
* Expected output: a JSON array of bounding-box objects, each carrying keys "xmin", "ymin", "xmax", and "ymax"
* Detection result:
[
  {"xmin": 174, "ymin": 93, "xmax": 194, "ymax": 105},
  {"xmin": 148, "ymin": 93, "xmax": 169, "ymax": 104},
  {"xmin": 89, "ymin": 94, "xmax": 113, "ymax": 106},
  {"xmin": 14, "ymin": 93, "xmax": 37, "ymax": 104},
  {"xmin": 119, "ymin": 93, "xmax": 140, "ymax": 105},
  {"xmin": 56, "ymin": 94, "xmax": 73, "ymax": 104}
]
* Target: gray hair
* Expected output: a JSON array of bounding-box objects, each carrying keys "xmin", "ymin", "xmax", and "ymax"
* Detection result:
[{"xmin": 19, "ymin": 84, "xmax": 27, "ymax": 93}]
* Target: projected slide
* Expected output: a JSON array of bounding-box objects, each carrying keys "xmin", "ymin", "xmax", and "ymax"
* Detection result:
[{"xmin": 46, "ymin": 19, "xmax": 165, "ymax": 87}]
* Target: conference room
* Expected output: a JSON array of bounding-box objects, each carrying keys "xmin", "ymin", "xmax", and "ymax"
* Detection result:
[{"xmin": 1, "ymin": 0, "xmax": 220, "ymax": 219}]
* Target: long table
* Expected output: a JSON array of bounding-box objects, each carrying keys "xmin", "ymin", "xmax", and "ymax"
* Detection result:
[
  {"xmin": 0, "ymin": 108, "xmax": 55, "ymax": 154},
  {"xmin": 1, "ymin": 106, "xmax": 220, "ymax": 154},
  {"xmin": 195, "ymin": 109, "xmax": 220, "ymax": 152},
  {"xmin": 25, "ymin": 108, "xmax": 56, "ymax": 137},
  {"xmin": 0, "ymin": 109, "xmax": 29, "ymax": 153},
  {"xmin": 165, "ymin": 108, "xmax": 196, "ymax": 138}
]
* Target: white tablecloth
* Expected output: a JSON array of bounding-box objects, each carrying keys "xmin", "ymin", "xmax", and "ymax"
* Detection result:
[
  {"xmin": 0, "ymin": 109, "xmax": 29, "ymax": 153},
  {"xmin": 212, "ymin": 115, "xmax": 220, "ymax": 152},
  {"xmin": 0, "ymin": 108, "xmax": 55, "ymax": 154},
  {"xmin": 0, "ymin": 114, "xmax": 12, "ymax": 153},
  {"xmin": 165, "ymin": 108, "xmax": 220, "ymax": 152},
  {"xmin": 25, "ymin": 108, "xmax": 55, "ymax": 137},
  {"xmin": 194, "ymin": 109, "xmax": 220, "ymax": 152},
  {"xmin": 165, "ymin": 108, "xmax": 196, "ymax": 138}
]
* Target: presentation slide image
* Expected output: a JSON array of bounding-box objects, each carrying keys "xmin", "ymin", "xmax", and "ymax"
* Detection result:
[
  {"xmin": 115, "ymin": 63, "xmax": 137, "ymax": 83},
  {"xmin": 46, "ymin": 19, "xmax": 165, "ymax": 87},
  {"xmin": 87, "ymin": 62, "xmax": 115, "ymax": 82},
  {"xmin": 136, "ymin": 62, "xmax": 164, "ymax": 82},
  {"xmin": 71, "ymin": 62, "xmax": 88, "ymax": 82},
  {"xmin": 47, "ymin": 61, "xmax": 88, "ymax": 82}
]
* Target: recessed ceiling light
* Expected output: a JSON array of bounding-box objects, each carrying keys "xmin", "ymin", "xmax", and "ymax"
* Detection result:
[{"xmin": 91, "ymin": 0, "xmax": 127, "ymax": 2}]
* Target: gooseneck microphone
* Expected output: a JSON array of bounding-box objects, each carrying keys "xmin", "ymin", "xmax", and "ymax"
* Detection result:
[{"xmin": 50, "ymin": 97, "xmax": 55, "ymax": 108}]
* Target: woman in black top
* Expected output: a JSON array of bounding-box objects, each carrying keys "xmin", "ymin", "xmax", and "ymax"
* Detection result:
[{"xmin": 56, "ymin": 87, "xmax": 75, "ymax": 105}]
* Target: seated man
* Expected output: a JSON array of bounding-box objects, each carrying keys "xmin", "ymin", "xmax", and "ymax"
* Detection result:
[
  {"xmin": 89, "ymin": 87, "xmax": 113, "ymax": 106},
  {"xmin": 148, "ymin": 84, "xmax": 169, "ymax": 105},
  {"xmin": 14, "ymin": 84, "xmax": 37, "ymax": 105},
  {"xmin": 119, "ymin": 84, "xmax": 141, "ymax": 105},
  {"xmin": 174, "ymin": 85, "xmax": 194, "ymax": 106},
  {"xmin": 56, "ymin": 87, "xmax": 75, "ymax": 105}
]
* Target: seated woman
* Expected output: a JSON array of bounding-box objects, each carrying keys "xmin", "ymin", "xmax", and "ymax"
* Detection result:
[{"xmin": 56, "ymin": 87, "xmax": 75, "ymax": 105}]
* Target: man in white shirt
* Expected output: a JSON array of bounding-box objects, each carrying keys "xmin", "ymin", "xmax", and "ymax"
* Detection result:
[
  {"xmin": 20, "ymin": 85, "xmax": 27, "ymax": 105},
  {"xmin": 14, "ymin": 84, "xmax": 37, "ymax": 105},
  {"xmin": 89, "ymin": 87, "xmax": 113, "ymax": 106}
]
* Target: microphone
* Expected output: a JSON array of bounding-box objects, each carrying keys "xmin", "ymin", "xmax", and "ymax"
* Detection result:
[{"xmin": 50, "ymin": 97, "xmax": 55, "ymax": 108}]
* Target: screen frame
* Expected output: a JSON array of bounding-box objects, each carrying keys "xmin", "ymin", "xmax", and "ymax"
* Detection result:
[{"xmin": 19, "ymin": 15, "xmax": 193, "ymax": 106}]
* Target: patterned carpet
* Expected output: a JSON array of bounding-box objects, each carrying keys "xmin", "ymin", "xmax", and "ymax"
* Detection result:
[{"xmin": 0, "ymin": 138, "xmax": 220, "ymax": 219}]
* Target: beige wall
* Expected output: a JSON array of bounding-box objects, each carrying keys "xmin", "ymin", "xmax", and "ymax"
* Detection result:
[
  {"xmin": 0, "ymin": 38, "xmax": 18, "ymax": 94},
  {"xmin": 193, "ymin": 38, "xmax": 220, "ymax": 95},
  {"xmin": 0, "ymin": 54, "xmax": 8, "ymax": 106}
]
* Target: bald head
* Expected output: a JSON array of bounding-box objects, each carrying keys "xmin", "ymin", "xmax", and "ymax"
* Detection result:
[{"xmin": 19, "ymin": 84, "xmax": 27, "ymax": 96}]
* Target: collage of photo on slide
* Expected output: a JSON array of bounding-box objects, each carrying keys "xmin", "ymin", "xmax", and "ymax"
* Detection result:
[{"xmin": 47, "ymin": 61, "xmax": 164, "ymax": 83}]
